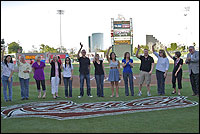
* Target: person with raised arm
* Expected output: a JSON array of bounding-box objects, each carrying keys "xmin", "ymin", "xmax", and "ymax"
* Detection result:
[
  {"xmin": 165, "ymin": 46, "xmax": 183, "ymax": 96},
  {"xmin": 32, "ymin": 55, "xmax": 47, "ymax": 99},
  {"xmin": 16, "ymin": 52, "xmax": 32, "ymax": 100},
  {"xmin": 77, "ymin": 42, "xmax": 93, "ymax": 98},
  {"xmin": 136, "ymin": 45, "xmax": 154, "ymax": 96},
  {"xmin": 106, "ymin": 46, "xmax": 121, "ymax": 97},
  {"xmin": 48, "ymin": 53, "xmax": 62, "ymax": 99},
  {"xmin": 1, "ymin": 47, "xmax": 14, "ymax": 102},
  {"xmin": 93, "ymin": 53, "xmax": 106, "ymax": 97},
  {"xmin": 152, "ymin": 44, "xmax": 169, "ymax": 95}
]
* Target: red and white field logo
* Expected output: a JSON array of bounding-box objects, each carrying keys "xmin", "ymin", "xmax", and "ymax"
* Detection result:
[{"xmin": 1, "ymin": 96, "xmax": 198, "ymax": 120}]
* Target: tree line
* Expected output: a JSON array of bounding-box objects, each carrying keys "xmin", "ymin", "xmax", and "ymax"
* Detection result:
[
  {"xmin": 7, "ymin": 41, "xmax": 192, "ymax": 57},
  {"xmin": 7, "ymin": 42, "xmax": 77, "ymax": 56}
]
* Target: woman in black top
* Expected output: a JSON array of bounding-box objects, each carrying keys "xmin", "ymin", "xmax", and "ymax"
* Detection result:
[
  {"xmin": 93, "ymin": 54, "xmax": 106, "ymax": 97},
  {"xmin": 165, "ymin": 47, "xmax": 183, "ymax": 96}
]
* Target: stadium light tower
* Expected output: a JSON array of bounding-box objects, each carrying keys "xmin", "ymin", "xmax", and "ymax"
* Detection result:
[
  {"xmin": 184, "ymin": 6, "xmax": 190, "ymax": 46},
  {"xmin": 57, "ymin": 10, "xmax": 64, "ymax": 53}
]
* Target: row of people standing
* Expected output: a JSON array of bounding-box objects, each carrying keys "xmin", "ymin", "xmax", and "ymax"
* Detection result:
[
  {"xmin": 1, "ymin": 44, "xmax": 199, "ymax": 102},
  {"xmin": 73, "ymin": 43, "xmax": 198, "ymax": 98}
]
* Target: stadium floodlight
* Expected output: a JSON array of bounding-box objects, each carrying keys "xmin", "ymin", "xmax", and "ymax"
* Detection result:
[
  {"xmin": 57, "ymin": 10, "xmax": 64, "ymax": 53},
  {"xmin": 183, "ymin": 6, "xmax": 190, "ymax": 46}
]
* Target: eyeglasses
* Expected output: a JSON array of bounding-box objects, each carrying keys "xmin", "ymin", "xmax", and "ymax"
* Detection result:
[
  {"xmin": 66, "ymin": 60, "xmax": 70, "ymax": 61},
  {"xmin": 159, "ymin": 52, "xmax": 162, "ymax": 53}
]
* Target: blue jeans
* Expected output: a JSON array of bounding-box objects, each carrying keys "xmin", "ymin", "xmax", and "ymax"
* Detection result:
[
  {"xmin": 123, "ymin": 72, "xmax": 134, "ymax": 96},
  {"xmin": 2, "ymin": 75, "xmax": 13, "ymax": 101},
  {"xmin": 19, "ymin": 77, "xmax": 29, "ymax": 99},
  {"xmin": 80, "ymin": 74, "xmax": 91, "ymax": 96},
  {"xmin": 95, "ymin": 75, "xmax": 104, "ymax": 97},
  {"xmin": 63, "ymin": 77, "xmax": 72, "ymax": 97},
  {"xmin": 156, "ymin": 70, "xmax": 165, "ymax": 95}
]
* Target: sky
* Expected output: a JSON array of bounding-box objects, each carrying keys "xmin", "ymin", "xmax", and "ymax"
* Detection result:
[{"xmin": 1, "ymin": 1, "xmax": 199, "ymax": 53}]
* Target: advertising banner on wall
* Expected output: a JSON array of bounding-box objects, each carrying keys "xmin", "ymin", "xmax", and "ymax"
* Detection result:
[
  {"xmin": 114, "ymin": 24, "xmax": 122, "ymax": 29},
  {"xmin": 114, "ymin": 37, "xmax": 131, "ymax": 40},
  {"xmin": 25, "ymin": 55, "xmax": 36, "ymax": 60},
  {"xmin": 114, "ymin": 29, "xmax": 131, "ymax": 36},
  {"xmin": 114, "ymin": 21, "xmax": 130, "ymax": 29},
  {"xmin": 114, "ymin": 21, "xmax": 130, "ymax": 24},
  {"xmin": 114, "ymin": 40, "xmax": 131, "ymax": 45}
]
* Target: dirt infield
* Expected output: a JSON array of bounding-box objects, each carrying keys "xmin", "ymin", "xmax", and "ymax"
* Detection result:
[{"xmin": 8, "ymin": 71, "xmax": 190, "ymax": 88}]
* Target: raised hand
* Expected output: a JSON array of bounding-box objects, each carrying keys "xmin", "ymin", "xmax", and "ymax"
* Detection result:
[
  {"xmin": 138, "ymin": 44, "xmax": 140, "ymax": 49},
  {"xmin": 109, "ymin": 46, "xmax": 112, "ymax": 49},
  {"xmin": 80, "ymin": 42, "xmax": 83, "ymax": 48}
]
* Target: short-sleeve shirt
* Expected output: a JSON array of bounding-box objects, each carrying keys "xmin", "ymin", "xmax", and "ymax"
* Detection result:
[
  {"xmin": 78, "ymin": 57, "xmax": 90, "ymax": 75},
  {"xmin": 1, "ymin": 62, "xmax": 14, "ymax": 77},
  {"xmin": 139, "ymin": 55, "xmax": 154, "ymax": 72},
  {"xmin": 32, "ymin": 61, "xmax": 46, "ymax": 80},
  {"xmin": 173, "ymin": 57, "xmax": 183, "ymax": 72},
  {"xmin": 122, "ymin": 59, "xmax": 133, "ymax": 73},
  {"xmin": 63, "ymin": 64, "xmax": 73, "ymax": 77},
  {"xmin": 93, "ymin": 60, "xmax": 104, "ymax": 75},
  {"xmin": 18, "ymin": 61, "xmax": 32, "ymax": 79}
]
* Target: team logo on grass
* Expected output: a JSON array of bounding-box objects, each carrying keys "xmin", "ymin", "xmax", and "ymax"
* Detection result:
[{"xmin": 1, "ymin": 96, "xmax": 198, "ymax": 120}]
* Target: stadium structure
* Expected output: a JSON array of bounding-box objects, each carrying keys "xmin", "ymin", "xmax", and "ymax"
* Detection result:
[{"xmin": 111, "ymin": 15, "xmax": 133, "ymax": 57}]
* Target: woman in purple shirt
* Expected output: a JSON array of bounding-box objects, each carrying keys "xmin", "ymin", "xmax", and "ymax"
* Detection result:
[{"xmin": 32, "ymin": 55, "xmax": 46, "ymax": 99}]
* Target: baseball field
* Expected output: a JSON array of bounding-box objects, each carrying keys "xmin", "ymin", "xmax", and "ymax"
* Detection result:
[{"xmin": 1, "ymin": 63, "xmax": 199, "ymax": 133}]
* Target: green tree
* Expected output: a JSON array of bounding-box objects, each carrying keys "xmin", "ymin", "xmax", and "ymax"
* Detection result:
[
  {"xmin": 167, "ymin": 47, "xmax": 172, "ymax": 52},
  {"xmin": 133, "ymin": 47, "xmax": 143, "ymax": 55},
  {"xmin": 8, "ymin": 42, "xmax": 22, "ymax": 54},
  {"xmin": 133, "ymin": 45, "xmax": 149, "ymax": 55},
  {"xmin": 39, "ymin": 44, "xmax": 58, "ymax": 53},
  {"xmin": 99, "ymin": 49, "xmax": 107, "ymax": 57},
  {"xmin": 140, "ymin": 45, "xmax": 149, "ymax": 50},
  {"xmin": 170, "ymin": 43, "xmax": 177, "ymax": 51},
  {"xmin": 178, "ymin": 46, "xmax": 186, "ymax": 52}
]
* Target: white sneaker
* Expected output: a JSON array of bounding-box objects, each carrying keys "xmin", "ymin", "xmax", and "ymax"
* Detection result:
[
  {"xmin": 138, "ymin": 91, "xmax": 142, "ymax": 96},
  {"xmin": 147, "ymin": 92, "xmax": 151, "ymax": 96},
  {"xmin": 88, "ymin": 95, "xmax": 93, "ymax": 98},
  {"xmin": 78, "ymin": 96, "xmax": 82, "ymax": 98}
]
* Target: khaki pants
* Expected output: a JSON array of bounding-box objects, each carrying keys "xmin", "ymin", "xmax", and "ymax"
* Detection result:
[{"xmin": 139, "ymin": 71, "xmax": 151, "ymax": 85}]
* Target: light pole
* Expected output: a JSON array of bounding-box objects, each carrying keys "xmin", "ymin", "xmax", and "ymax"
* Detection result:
[
  {"xmin": 184, "ymin": 6, "xmax": 190, "ymax": 47},
  {"xmin": 57, "ymin": 10, "xmax": 64, "ymax": 53}
]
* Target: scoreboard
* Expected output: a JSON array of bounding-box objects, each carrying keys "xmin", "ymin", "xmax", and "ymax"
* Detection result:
[{"xmin": 111, "ymin": 18, "xmax": 133, "ymax": 57}]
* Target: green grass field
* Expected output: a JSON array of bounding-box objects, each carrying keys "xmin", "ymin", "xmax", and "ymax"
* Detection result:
[{"xmin": 1, "ymin": 63, "xmax": 199, "ymax": 133}]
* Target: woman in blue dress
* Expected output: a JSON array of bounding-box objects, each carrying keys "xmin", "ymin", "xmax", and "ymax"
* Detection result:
[{"xmin": 106, "ymin": 46, "xmax": 121, "ymax": 97}]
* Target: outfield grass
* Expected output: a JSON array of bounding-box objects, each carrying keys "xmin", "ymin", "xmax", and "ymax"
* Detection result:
[{"xmin": 1, "ymin": 81, "xmax": 199, "ymax": 133}]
